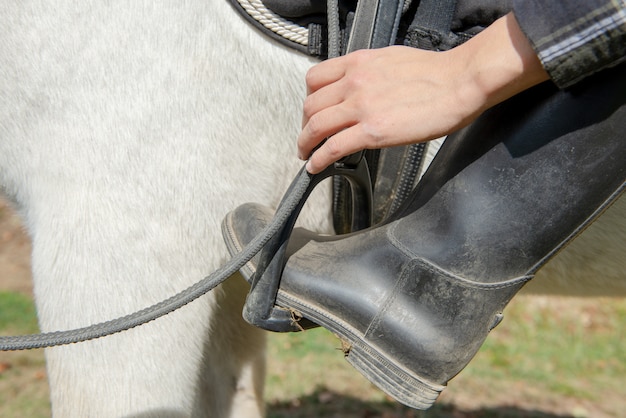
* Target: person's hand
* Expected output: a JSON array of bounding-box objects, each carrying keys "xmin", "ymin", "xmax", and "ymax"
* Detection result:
[
  {"xmin": 299, "ymin": 13, "xmax": 549, "ymax": 174},
  {"xmin": 298, "ymin": 46, "xmax": 479, "ymax": 173}
]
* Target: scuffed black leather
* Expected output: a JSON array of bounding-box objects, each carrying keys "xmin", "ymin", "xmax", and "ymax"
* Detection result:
[
  {"xmin": 451, "ymin": 0, "xmax": 512, "ymax": 35},
  {"xmin": 278, "ymin": 227, "xmax": 530, "ymax": 383},
  {"xmin": 222, "ymin": 64, "xmax": 625, "ymax": 407},
  {"xmin": 404, "ymin": 0, "xmax": 513, "ymax": 51}
]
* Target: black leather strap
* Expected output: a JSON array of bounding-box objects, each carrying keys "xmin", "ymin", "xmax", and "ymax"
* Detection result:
[
  {"xmin": 347, "ymin": 0, "xmax": 404, "ymax": 51},
  {"xmin": 407, "ymin": 0, "xmax": 459, "ymax": 50}
]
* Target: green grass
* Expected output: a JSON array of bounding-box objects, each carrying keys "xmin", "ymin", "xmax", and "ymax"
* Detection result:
[
  {"xmin": 0, "ymin": 291, "xmax": 40, "ymax": 335},
  {"xmin": 0, "ymin": 292, "xmax": 624, "ymax": 417},
  {"xmin": 266, "ymin": 295, "xmax": 626, "ymax": 417},
  {"xmin": 0, "ymin": 292, "xmax": 50, "ymax": 418},
  {"xmin": 465, "ymin": 296, "xmax": 626, "ymax": 400}
]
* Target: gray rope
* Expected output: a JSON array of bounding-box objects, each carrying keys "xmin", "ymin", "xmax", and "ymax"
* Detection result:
[{"xmin": 0, "ymin": 168, "xmax": 312, "ymax": 351}]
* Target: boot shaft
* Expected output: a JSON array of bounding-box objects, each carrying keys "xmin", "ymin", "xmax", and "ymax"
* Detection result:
[{"xmin": 392, "ymin": 64, "xmax": 626, "ymax": 282}]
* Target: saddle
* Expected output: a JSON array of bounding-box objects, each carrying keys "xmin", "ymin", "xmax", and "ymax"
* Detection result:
[{"xmin": 229, "ymin": 0, "xmax": 512, "ymax": 59}]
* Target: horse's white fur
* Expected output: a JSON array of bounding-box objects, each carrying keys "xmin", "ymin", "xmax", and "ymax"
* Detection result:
[
  {"xmin": 1, "ymin": 1, "xmax": 330, "ymax": 416},
  {"xmin": 0, "ymin": 1, "xmax": 623, "ymax": 417}
]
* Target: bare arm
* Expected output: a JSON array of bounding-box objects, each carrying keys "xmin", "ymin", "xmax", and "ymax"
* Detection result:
[{"xmin": 299, "ymin": 12, "xmax": 549, "ymax": 174}]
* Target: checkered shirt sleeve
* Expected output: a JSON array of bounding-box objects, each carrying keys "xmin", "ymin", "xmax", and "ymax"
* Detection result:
[{"xmin": 513, "ymin": 0, "xmax": 626, "ymax": 88}]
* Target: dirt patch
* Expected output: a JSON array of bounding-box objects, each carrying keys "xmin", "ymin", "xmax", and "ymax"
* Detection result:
[
  {"xmin": 0, "ymin": 196, "xmax": 51, "ymax": 417},
  {"xmin": 0, "ymin": 198, "xmax": 33, "ymax": 296}
]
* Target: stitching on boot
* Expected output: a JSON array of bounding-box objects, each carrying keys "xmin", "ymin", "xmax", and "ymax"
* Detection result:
[
  {"xmin": 386, "ymin": 225, "xmax": 532, "ymax": 290},
  {"xmin": 363, "ymin": 261, "xmax": 414, "ymax": 339},
  {"xmin": 414, "ymin": 258, "xmax": 533, "ymax": 290},
  {"xmin": 387, "ymin": 220, "xmax": 417, "ymax": 258}
]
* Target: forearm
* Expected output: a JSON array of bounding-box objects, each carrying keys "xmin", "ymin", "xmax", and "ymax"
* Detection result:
[{"xmin": 456, "ymin": 13, "xmax": 549, "ymax": 114}]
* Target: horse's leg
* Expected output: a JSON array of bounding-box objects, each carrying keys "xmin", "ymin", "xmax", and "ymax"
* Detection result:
[
  {"xmin": 1, "ymin": 1, "xmax": 328, "ymax": 416},
  {"xmin": 201, "ymin": 275, "xmax": 268, "ymax": 416}
]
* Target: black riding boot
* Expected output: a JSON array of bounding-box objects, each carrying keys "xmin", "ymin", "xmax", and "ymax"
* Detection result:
[{"xmin": 222, "ymin": 66, "xmax": 625, "ymax": 409}]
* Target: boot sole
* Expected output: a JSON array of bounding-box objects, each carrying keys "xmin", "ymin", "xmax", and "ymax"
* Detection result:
[
  {"xmin": 222, "ymin": 212, "xmax": 444, "ymax": 408},
  {"xmin": 277, "ymin": 290, "xmax": 446, "ymax": 410}
]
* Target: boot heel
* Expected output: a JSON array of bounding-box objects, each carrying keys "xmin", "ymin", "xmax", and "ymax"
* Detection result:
[
  {"xmin": 278, "ymin": 290, "xmax": 446, "ymax": 410},
  {"xmin": 346, "ymin": 340, "xmax": 445, "ymax": 410}
]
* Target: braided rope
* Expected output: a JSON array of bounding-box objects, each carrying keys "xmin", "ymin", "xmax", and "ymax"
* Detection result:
[{"xmin": 237, "ymin": 0, "xmax": 309, "ymax": 46}]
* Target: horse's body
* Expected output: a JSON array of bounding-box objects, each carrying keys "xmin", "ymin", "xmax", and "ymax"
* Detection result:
[{"xmin": 0, "ymin": 1, "xmax": 623, "ymax": 417}]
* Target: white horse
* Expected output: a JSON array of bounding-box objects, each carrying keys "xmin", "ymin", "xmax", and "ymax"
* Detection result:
[{"xmin": 0, "ymin": 1, "xmax": 623, "ymax": 417}]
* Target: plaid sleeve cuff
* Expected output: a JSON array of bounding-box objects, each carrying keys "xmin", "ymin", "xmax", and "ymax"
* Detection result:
[{"xmin": 513, "ymin": 0, "xmax": 626, "ymax": 88}]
